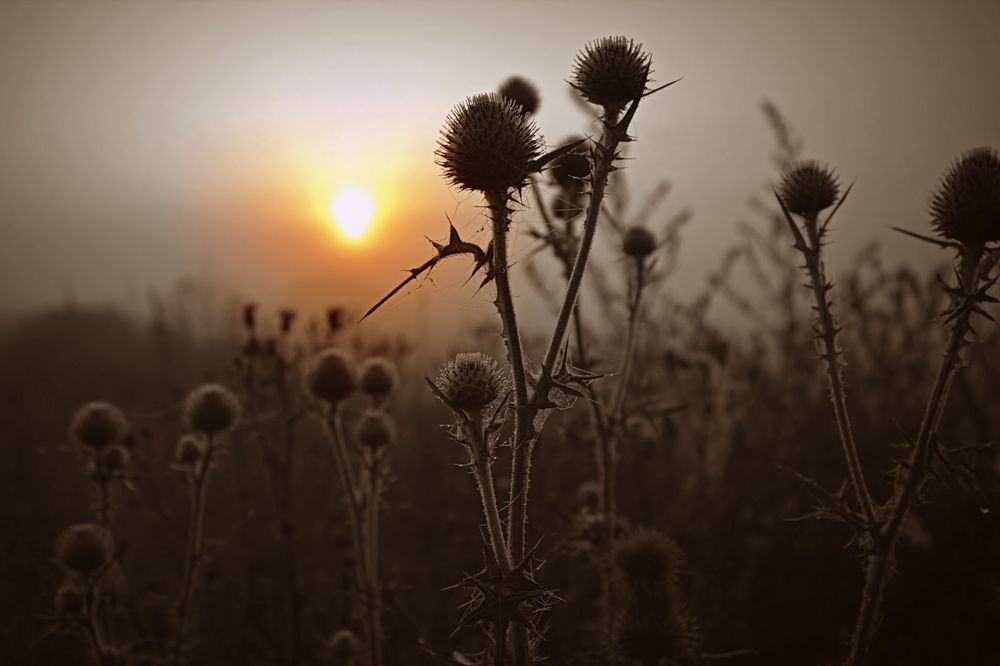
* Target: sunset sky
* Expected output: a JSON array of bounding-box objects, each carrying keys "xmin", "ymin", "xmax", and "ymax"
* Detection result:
[{"xmin": 2, "ymin": 0, "xmax": 999, "ymax": 339}]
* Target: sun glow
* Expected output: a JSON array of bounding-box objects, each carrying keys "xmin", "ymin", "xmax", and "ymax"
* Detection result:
[{"xmin": 330, "ymin": 186, "xmax": 376, "ymax": 239}]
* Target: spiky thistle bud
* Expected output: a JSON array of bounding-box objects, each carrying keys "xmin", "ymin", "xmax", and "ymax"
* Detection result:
[
  {"xmin": 777, "ymin": 160, "xmax": 840, "ymax": 217},
  {"xmin": 572, "ymin": 36, "xmax": 651, "ymax": 112},
  {"xmin": 356, "ymin": 410, "xmax": 396, "ymax": 449},
  {"xmin": 611, "ymin": 528, "xmax": 701, "ymax": 664},
  {"xmin": 183, "ymin": 384, "xmax": 242, "ymax": 436},
  {"xmin": 325, "ymin": 628, "xmax": 361, "ymax": 664},
  {"xmin": 623, "ymin": 226, "xmax": 656, "ymax": 259},
  {"xmin": 359, "ymin": 357, "xmax": 398, "ymax": 402},
  {"xmin": 436, "ymin": 93, "xmax": 544, "ymax": 193},
  {"xmin": 435, "ymin": 352, "xmax": 506, "ymax": 412},
  {"xmin": 306, "ymin": 349, "xmax": 357, "ymax": 405},
  {"xmin": 174, "ymin": 434, "xmax": 207, "ymax": 468},
  {"xmin": 54, "ymin": 580, "xmax": 85, "ymax": 617},
  {"xmin": 498, "ymin": 75, "xmax": 540, "ymax": 115},
  {"xmin": 929, "ymin": 146, "xmax": 1000, "ymax": 245},
  {"xmin": 550, "ymin": 136, "xmax": 591, "ymax": 189},
  {"xmin": 99, "ymin": 444, "xmax": 130, "ymax": 477},
  {"xmin": 613, "ymin": 528, "xmax": 683, "ymax": 592},
  {"xmin": 55, "ymin": 523, "xmax": 111, "ymax": 576},
  {"xmin": 69, "ymin": 401, "xmax": 128, "ymax": 451}
]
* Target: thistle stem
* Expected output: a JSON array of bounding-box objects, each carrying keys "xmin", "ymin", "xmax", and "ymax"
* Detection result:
[
  {"xmin": 324, "ymin": 404, "xmax": 378, "ymax": 666},
  {"xmin": 173, "ymin": 435, "xmax": 216, "ymax": 666},
  {"xmin": 800, "ymin": 216, "xmax": 878, "ymax": 527},
  {"xmin": 846, "ymin": 246, "xmax": 983, "ymax": 666}
]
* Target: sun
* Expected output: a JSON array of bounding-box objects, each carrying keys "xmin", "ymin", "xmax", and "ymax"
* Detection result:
[{"xmin": 329, "ymin": 186, "xmax": 376, "ymax": 239}]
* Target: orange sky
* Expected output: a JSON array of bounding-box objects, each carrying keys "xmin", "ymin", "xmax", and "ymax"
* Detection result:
[{"xmin": 2, "ymin": 0, "xmax": 999, "ymax": 342}]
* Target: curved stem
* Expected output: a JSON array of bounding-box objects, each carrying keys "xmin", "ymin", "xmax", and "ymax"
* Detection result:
[{"xmin": 847, "ymin": 247, "xmax": 983, "ymax": 666}]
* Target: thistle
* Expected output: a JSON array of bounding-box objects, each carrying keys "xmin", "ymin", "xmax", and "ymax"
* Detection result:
[
  {"xmin": 622, "ymin": 226, "xmax": 656, "ymax": 260},
  {"xmin": 306, "ymin": 348, "xmax": 358, "ymax": 406},
  {"xmin": 498, "ymin": 75, "xmax": 541, "ymax": 115},
  {"xmin": 359, "ymin": 357, "xmax": 397, "ymax": 405},
  {"xmin": 929, "ymin": 146, "xmax": 1000, "ymax": 246},
  {"xmin": 182, "ymin": 384, "xmax": 242, "ymax": 436},
  {"xmin": 572, "ymin": 36, "xmax": 651, "ymax": 114},
  {"xmin": 611, "ymin": 529, "xmax": 701, "ymax": 666},
  {"xmin": 777, "ymin": 160, "xmax": 840, "ymax": 217},
  {"xmin": 54, "ymin": 523, "xmax": 111, "ymax": 577},
  {"xmin": 434, "ymin": 351, "xmax": 507, "ymax": 416},
  {"xmin": 435, "ymin": 92, "xmax": 544, "ymax": 194},
  {"xmin": 69, "ymin": 402, "xmax": 128, "ymax": 451}
]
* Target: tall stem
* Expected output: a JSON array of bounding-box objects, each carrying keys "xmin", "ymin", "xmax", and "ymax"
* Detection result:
[
  {"xmin": 324, "ymin": 405, "xmax": 376, "ymax": 666},
  {"xmin": 365, "ymin": 453, "xmax": 385, "ymax": 666},
  {"xmin": 846, "ymin": 247, "xmax": 983, "ymax": 666},
  {"xmin": 173, "ymin": 436, "xmax": 216, "ymax": 666},
  {"xmin": 801, "ymin": 216, "xmax": 878, "ymax": 526}
]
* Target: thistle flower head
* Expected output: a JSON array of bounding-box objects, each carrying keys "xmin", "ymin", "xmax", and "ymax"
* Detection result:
[
  {"xmin": 325, "ymin": 628, "xmax": 361, "ymax": 663},
  {"xmin": 356, "ymin": 410, "xmax": 396, "ymax": 449},
  {"xmin": 436, "ymin": 93, "xmax": 544, "ymax": 194},
  {"xmin": 623, "ymin": 226, "xmax": 656, "ymax": 259},
  {"xmin": 183, "ymin": 384, "xmax": 242, "ymax": 436},
  {"xmin": 69, "ymin": 401, "xmax": 128, "ymax": 450},
  {"xmin": 498, "ymin": 75, "xmax": 541, "ymax": 115},
  {"xmin": 572, "ymin": 36, "xmax": 651, "ymax": 111},
  {"xmin": 613, "ymin": 528, "xmax": 683, "ymax": 590},
  {"xmin": 435, "ymin": 352, "xmax": 507, "ymax": 412},
  {"xmin": 55, "ymin": 523, "xmax": 111, "ymax": 576},
  {"xmin": 777, "ymin": 160, "xmax": 841, "ymax": 217},
  {"xmin": 174, "ymin": 433, "xmax": 207, "ymax": 468},
  {"xmin": 54, "ymin": 580, "xmax": 85, "ymax": 617},
  {"xmin": 359, "ymin": 357, "xmax": 398, "ymax": 402},
  {"xmin": 930, "ymin": 146, "xmax": 1000, "ymax": 245},
  {"xmin": 306, "ymin": 348, "xmax": 357, "ymax": 405},
  {"xmin": 99, "ymin": 444, "xmax": 130, "ymax": 477},
  {"xmin": 550, "ymin": 136, "xmax": 591, "ymax": 188}
]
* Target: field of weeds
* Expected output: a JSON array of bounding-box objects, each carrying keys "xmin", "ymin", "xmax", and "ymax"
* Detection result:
[{"xmin": 2, "ymin": 28, "xmax": 1000, "ymax": 666}]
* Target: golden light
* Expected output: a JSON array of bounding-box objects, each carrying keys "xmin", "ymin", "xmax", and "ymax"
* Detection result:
[{"xmin": 330, "ymin": 186, "xmax": 376, "ymax": 239}]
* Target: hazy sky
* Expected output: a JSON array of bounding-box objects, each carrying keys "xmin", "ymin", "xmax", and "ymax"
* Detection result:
[{"xmin": 2, "ymin": 0, "xmax": 999, "ymax": 335}]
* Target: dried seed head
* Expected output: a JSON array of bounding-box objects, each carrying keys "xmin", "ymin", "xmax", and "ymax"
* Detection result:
[
  {"xmin": 436, "ymin": 352, "xmax": 506, "ymax": 412},
  {"xmin": 613, "ymin": 528, "xmax": 683, "ymax": 590},
  {"xmin": 359, "ymin": 357, "xmax": 398, "ymax": 401},
  {"xmin": 623, "ymin": 226, "xmax": 656, "ymax": 259},
  {"xmin": 54, "ymin": 580, "xmax": 85, "ymax": 617},
  {"xmin": 498, "ymin": 75, "xmax": 541, "ymax": 115},
  {"xmin": 183, "ymin": 384, "xmax": 242, "ymax": 436},
  {"xmin": 99, "ymin": 444, "xmax": 130, "ymax": 477},
  {"xmin": 174, "ymin": 433, "xmax": 207, "ymax": 468},
  {"xmin": 572, "ymin": 36, "xmax": 651, "ymax": 111},
  {"xmin": 777, "ymin": 160, "xmax": 840, "ymax": 217},
  {"xmin": 436, "ymin": 93, "xmax": 544, "ymax": 193},
  {"xmin": 55, "ymin": 523, "xmax": 111, "ymax": 576},
  {"xmin": 306, "ymin": 349, "xmax": 357, "ymax": 405},
  {"xmin": 929, "ymin": 146, "xmax": 1000, "ymax": 245},
  {"xmin": 356, "ymin": 410, "xmax": 396, "ymax": 449},
  {"xmin": 325, "ymin": 628, "xmax": 361, "ymax": 663},
  {"xmin": 69, "ymin": 401, "xmax": 128, "ymax": 450},
  {"xmin": 550, "ymin": 136, "xmax": 591, "ymax": 188}
]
